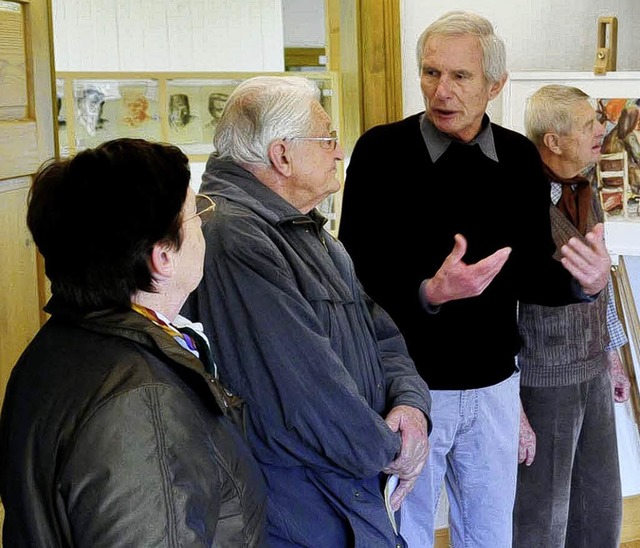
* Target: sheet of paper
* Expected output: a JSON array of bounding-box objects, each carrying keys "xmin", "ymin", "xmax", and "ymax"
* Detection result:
[{"xmin": 384, "ymin": 473, "xmax": 399, "ymax": 535}]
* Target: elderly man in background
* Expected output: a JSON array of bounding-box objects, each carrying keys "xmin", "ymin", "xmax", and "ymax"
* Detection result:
[
  {"xmin": 514, "ymin": 84, "xmax": 630, "ymax": 548},
  {"xmin": 182, "ymin": 75, "xmax": 431, "ymax": 547}
]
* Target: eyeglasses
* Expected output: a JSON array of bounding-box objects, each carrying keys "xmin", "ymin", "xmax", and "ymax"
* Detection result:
[
  {"xmin": 287, "ymin": 130, "xmax": 339, "ymax": 151},
  {"xmin": 183, "ymin": 194, "xmax": 216, "ymax": 224}
]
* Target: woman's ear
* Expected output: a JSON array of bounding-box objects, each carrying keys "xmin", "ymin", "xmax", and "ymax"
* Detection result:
[
  {"xmin": 268, "ymin": 140, "xmax": 293, "ymax": 176},
  {"xmin": 149, "ymin": 242, "xmax": 175, "ymax": 282}
]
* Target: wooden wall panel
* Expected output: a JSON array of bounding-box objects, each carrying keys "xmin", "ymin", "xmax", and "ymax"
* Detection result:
[
  {"xmin": 0, "ymin": 180, "xmax": 40, "ymax": 406},
  {"xmin": 0, "ymin": 120, "xmax": 40, "ymax": 179},
  {"xmin": 0, "ymin": 4, "xmax": 28, "ymax": 118},
  {"xmin": 0, "ymin": 2, "xmax": 55, "ymax": 537}
]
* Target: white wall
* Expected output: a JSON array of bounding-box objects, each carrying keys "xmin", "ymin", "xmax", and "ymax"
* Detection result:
[
  {"xmin": 401, "ymin": 0, "xmax": 640, "ymax": 120},
  {"xmin": 52, "ymin": 0, "xmax": 286, "ymax": 191},
  {"xmin": 282, "ymin": 0, "xmax": 325, "ymax": 47},
  {"xmin": 52, "ymin": 0, "xmax": 285, "ymax": 71}
]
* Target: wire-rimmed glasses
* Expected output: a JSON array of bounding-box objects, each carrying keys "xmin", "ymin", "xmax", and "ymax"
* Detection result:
[
  {"xmin": 287, "ymin": 130, "xmax": 339, "ymax": 151},
  {"xmin": 183, "ymin": 194, "xmax": 216, "ymax": 224}
]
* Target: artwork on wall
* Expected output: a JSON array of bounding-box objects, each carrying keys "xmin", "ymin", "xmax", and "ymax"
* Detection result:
[
  {"xmin": 594, "ymin": 98, "xmax": 640, "ymax": 221},
  {"xmin": 166, "ymin": 79, "xmax": 241, "ymax": 154},
  {"xmin": 55, "ymin": 71, "xmax": 343, "ymax": 236},
  {"xmin": 55, "ymin": 79, "xmax": 68, "ymax": 156},
  {"xmin": 64, "ymin": 79, "xmax": 161, "ymax": 152}
]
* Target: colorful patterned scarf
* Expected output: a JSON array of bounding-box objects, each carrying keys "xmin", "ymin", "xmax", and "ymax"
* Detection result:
[{"xmin": 131, "ymin": 303, "xmax": 199, "ymax": 357}]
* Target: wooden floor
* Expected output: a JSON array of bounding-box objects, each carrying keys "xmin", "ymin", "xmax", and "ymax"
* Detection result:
[
  {"xmin": 434, "ymin": 495, "xmax": 640, "ymax": 547},
  {"xmin": 435, "ymin": 530, "xmax": 640, "ymax": 547}
]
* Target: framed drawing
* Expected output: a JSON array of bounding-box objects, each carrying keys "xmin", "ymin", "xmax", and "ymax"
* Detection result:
[{"xmin": 166, "ymin": 78, "xmax": 242, "ymax": 155}]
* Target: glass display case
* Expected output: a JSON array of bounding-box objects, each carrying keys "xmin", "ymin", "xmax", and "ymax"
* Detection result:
[{"xmin": 56, "ymin": 71, "xmax": 342, "ymax": 234}]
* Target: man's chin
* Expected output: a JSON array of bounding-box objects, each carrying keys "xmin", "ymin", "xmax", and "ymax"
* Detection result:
[{"xmin": 431, "ymin": 116, "xmax": 458, "ymax": 135}]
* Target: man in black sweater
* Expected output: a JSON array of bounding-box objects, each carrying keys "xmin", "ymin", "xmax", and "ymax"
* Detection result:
[{"xmin": 339, "ymin": 10, "xmax": 612, "ymax": 548}]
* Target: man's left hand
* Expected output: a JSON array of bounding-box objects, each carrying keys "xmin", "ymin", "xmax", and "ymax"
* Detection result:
[
  {"xmin": 383, "ymin": 405, "xmax": 430, "ymax": 512},
  {"xmin": 608, "ymin": 349, "xmax": 631, "ymax": 403},
  {"xmin": 560, "ymin": 223, "xmax": 610, "ymax": 296}
]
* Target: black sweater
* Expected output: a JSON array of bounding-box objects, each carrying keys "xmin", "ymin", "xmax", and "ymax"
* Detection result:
[{"xmin": 339, "ymin": 113, "xmax": 575, "ymax": 389}]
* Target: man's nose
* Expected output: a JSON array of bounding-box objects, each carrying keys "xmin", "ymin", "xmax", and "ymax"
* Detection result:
[{"xmin": 434, "ymin": 77, "xmax": 452, "ymax": 99}]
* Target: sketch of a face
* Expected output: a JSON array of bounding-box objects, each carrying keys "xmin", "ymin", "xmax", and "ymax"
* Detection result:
[
  {"xmin": 169, "ymin": 94, "xmax": 191, "ymax": 128},
  {"xmin": 208, "ymin": 93, "xmax": 228, "ymax": 123},
  {"xmin": 77, "ymin": 88, "xmax": 105, "ymax": 135},
  {"xmin": 123, "ymin": 94, "xmax": 151, "ymax": 127}
]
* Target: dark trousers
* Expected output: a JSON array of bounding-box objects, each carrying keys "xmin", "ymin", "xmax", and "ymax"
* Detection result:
[{"xmin": 513, "ymin": 370, "xmax": 622, "ymax": 548}]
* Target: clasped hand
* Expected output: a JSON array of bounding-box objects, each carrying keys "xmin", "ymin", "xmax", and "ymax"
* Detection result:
[{"xmin": 383, "ymin": 405, "xmax": 430, "ymax": 512}]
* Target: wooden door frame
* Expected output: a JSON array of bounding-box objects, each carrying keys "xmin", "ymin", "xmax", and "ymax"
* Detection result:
[{"xmin": 327, "ymin": 0, "xmax": 402, "ymax": 142}]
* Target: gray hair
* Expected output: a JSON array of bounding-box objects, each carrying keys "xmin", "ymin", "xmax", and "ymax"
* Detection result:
[
  {"xmin": 415, "ymin": 10, "xmax": 507, "ymax": 85},
  {"xmin": 213, "ymin": 75, "xmax": 321, "ymax": 166},
  {"xmin": 525, "ymin": 85, "xmax": 590, "ymax": 147}
]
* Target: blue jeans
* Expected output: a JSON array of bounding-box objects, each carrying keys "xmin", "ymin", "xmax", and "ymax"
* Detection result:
[{"xmin": 400, "ymin": 371, "xmax": 520, "ymax": 547}]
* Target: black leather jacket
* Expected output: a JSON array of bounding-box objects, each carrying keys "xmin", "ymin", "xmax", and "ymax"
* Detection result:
[{"xmin": 0, "ymin": 299, "xmax": 267, "ymax": 547}]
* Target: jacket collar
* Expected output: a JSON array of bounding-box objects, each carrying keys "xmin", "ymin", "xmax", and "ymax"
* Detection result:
[
  {"xmin": 201, "ymin": 155, "xmax": 327, "ymax": 229},
  {"xmin": 44, "ymin": 296, "xmax": 208, "ymax": 377}
]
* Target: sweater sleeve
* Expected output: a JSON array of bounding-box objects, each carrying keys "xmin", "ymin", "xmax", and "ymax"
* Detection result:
[{"xmin": 507, "ymin": 136, "xmax": 579, "ymax": 306}]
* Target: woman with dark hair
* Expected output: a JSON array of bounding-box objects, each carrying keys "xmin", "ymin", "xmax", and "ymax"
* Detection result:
[{"xmin": 0, "ymin": 138, "xmax": 267, "ymax": 547}]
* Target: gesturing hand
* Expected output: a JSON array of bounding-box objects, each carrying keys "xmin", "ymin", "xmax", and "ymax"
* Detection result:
[
  {"xmin": 424, "ymin": 234, "xmax": 511, "ymax": 306},
  {"xmin": 560, "ymin": 223, "xmax": 611, "ymax": 296}
]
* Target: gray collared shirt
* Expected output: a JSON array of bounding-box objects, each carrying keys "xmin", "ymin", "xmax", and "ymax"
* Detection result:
[{"xmin": 419, "ymin": 113, "xmax": 499, "ymax": 163}]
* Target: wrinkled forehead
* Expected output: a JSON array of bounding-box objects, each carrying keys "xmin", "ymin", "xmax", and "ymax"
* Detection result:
[
  {"xmin": 572, "ymin": 100, "xmax": 597, "ymax": 125},
  {"xmin": 421, "ymin": 33, "xmax": 486, "ymax": 82}
]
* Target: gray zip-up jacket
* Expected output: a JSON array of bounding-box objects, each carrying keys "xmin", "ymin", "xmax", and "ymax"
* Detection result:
[{"xmin": 183, "ymin": 157, "xmax": 431, "ymax": 548}]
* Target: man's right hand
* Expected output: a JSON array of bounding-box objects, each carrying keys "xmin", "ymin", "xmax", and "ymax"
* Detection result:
[
  {"xmin": 423, "ymin": 234, "xmax": 512, "ymax": 306},
  {"xmin": 519, "ymin": 406, "xmax": 536, "ymax": 466},
  {"xmin": 560, "ymin": 223, "xmax": 611, "ymax": 296}
]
